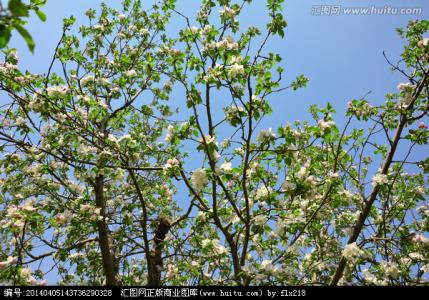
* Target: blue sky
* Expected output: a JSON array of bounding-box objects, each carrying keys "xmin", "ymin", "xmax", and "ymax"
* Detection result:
[{"xmin": 6, "ymin": 0, "xmax": 429, "ymax": 284}]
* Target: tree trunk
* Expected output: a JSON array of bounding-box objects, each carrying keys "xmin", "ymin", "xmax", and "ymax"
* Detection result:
[
  {"xmin": 147, "ymin": 218, "xmax": 171, "ymax": 286},
  {"xmin": 95, "ymin": 175, "xmax": 118, "ymax": 286}
]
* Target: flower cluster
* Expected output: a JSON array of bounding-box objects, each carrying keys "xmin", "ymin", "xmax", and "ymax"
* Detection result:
[
  {"xmin": 165, "ymin": 125, "xmax": 175, "ymax": 143},
  {"xmin": 199, "ymin": 134, "xmax": 216, "ymax": 145},
  {"xmin": 281, "ymin": 179, "xmax": 296, "ymax": 192},
  {"xmin": 20, "ymin": 267, "xmax": 48, "ymax": 286},
  {"xmin": 397, "ymin": 82, "xmax": 414, "ymax": 91},
  {"xmin": 219, "ymin": 6, "xmax": 239, "ymax": 18},
  {"xmin": 164, "ymin": 158, "xmax": 180, "ymax": 171},
  {"xmin": 228, "ymin": 63, "xmax": 245, "ymax": 78},
  {"xmin": 0, "ymin": 61, "xmax": 18, "ymax": 75},
  {"xmin": 412, "ymin": 234, "xmax": 429, "ymax": 245},
  {"xmin": 317, "ymin": 119, "xmax": 335, "ymax": 132},
  {"xmin": 201, "ymin": 238, "xmax": 228, "ymax": 255},
  {"xmin": 1, "ymin": 200, "xmax": 38, "ymax": 230},
  {"xmin": 342, "ymin": 242, "xmax": 365, "ymax": 263},
  {"xmin": 0, "ymin": 256, "xmax": 18, "ymax": 269},
  {"xmin": 256, "ymin": 185, "xmax": 272, "ymax": 200},
  {"xmin": 224, "ymin": 105, "xmax": 245, "ymax": 126},
  {"xmin": 417, "ymin": 37, "xmax": 429, "ymax": 48},
  {"xmin": 219, "ymin": 161, "xmax": 232, "ymax": 173},
  {"xmin": 46, "ymin": 86, "xmax": 69, "ymax": 97},
  {"xmin": 191, "ymin": 168, "xmax": 208, "ymax": 192},
  {"xmin": 202, "ymin": 37, "xmax": 239, "ymax": 53},
  {"xmin": 80, "ymin": 75, "xmax": 95, "ymax": 86},
  {"xmin": 371, "ymin": 173, "xmax": 388, "ymax": 188},
  {"xmin": 346, "ymin": 100, "xmax": 375, "ymax": 119},
  {"xmin": 256, "ymin": 128, "xmax": 276, "ymax": 143}
]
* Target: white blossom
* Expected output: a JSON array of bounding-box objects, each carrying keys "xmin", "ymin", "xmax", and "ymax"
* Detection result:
[
  {"xmin": 214, "ymin": 243, "xmax": 228, "ymax": 255},
  {"xmin": 253, "ymin": 214, "xmax": 267, "ymax": 226},
  {"xmin": 0, "ymin": 62, "xmax": 18, "ymax": 74},
  {"xmin": 80, "ymin": 75, "xmax": 95, "ymax": 86},
  {"xmin": 297, "ymin": 163, "xmax": 309, "ymax": 178},
  {"xmin": 261, "ymin": 260, "xmax": 277, "ymax": 274},
  {"xmin": 327, "ymin": 171, "xmax": 339, "ymax": 179},
  {"xmin": 412, "ymin": 234, "xmax": 429, "ymax": 245},
  {"xmin": 234, "ymin": 147, "xmax": 245, "ymax": 156},
  {"xmin": 212, "ymin": 150, "xmax": 220, "ymax": 161},
  {"xmin": 164, "ymin": 158, "xmax": 180, "ymax": 171},
  {"xmin": 7, "ymin": 206, "xmax": 20, "ymax": 218},
  {"xmin": 221, "ymin": 138, "xmax": 231, "ymax": 149},
  {"xmin": 371, "ymin": 173, "xmax": 388, "ymax": 187},
  {"xmin": 98, "ymin": 77, "xmax": 110, "ymax": 86},
  {"xmin": 256, "ymin": 128, "xmax": 276, "ymax": 143},
  {"xmin": 191, "ymin": 168, "xmax": 208, "ymax": 191},
  {"xmin": 417, "ymin": 37, "xmax": 429, "ymax": 48},
  {"xmin": 20, "ymin": 267, "xmax": 32, "ymax": 278},
  {"xmin": 256, "ymin": 185, "xmax": 272, "ymax": 199},
  {"xmin": 69, "ymin": 252, "xmax": 85, "ymax": 259},
  {"xmin": 139, "ymin": 28, "xmax": 150, "ymax": 36},
  {"xmin": 342, "ymin": 242, "xmax": 364, "ymax": 263},
  {"xmin": 125, "ymin": 69, "xmax": 137, "ymax": 77},
  {"xmin": 380, "ymin": 261, "xmax": 400, "ymax": 278},
  {"xmin": 281, "ymin": 180, "xmax": 296, "ymax": 192},
  {"xmin": 21, "ymin": 200, "xmax": 36, "ymax": 212},
  {"xmin": 7, "ymin": 256, "xmax": 18, "ymax": 264},
  {"xmin": 165, "ymin": 125, "xmax": 174, "ymax": 142},
  {"xmin": 397, "ymin": 82, "xmax": 414, "ymax": 91},
  {"xmin": 30, "ymin": 274, "xmax": 48, "ymax": 286},
  {"xmin": 220, "ymin": 6, "xmax": 238, "ymax": 17},
  {"xmin": 93, "ymin": 24, "xmax": 104, "ymax": 31},
  {"xmin": 228, "ymin": 63, "xmax": 244, "ymax": 78},
  {"xmin": 224, "ymin": 105, "xmax": 245, "ymax": 124},
  {"xmin": 165, "ymin": 264, "xmax": 178, "ymax": 280},
  {"xmin": 201, "ymin": 239, "xmax": 211, "ymax": 248},
  {"xmin": 55, "ymin": 213, "xmax": 67, "ymax": 225},
  {"xmin": 28, "ymin": 98, "xmax": 44, "ymax": 112},
  {"xmin": 216, "ymin": 37, "xmax": 238, "ymax": 51},
  {"xmin": 46, "ymin": 86, "xmax": 69, "ymax": 97},
  {"xmin": 305, "ymin": 175, "xmax": 318, "ymax": 185},
  {"xmin": 189, "ymin": 26, "xmax": 200, "ymax": 35},
  {"xmin": 190, "ymin": 261, "xmax": 200, "ymax": 268},
  {"xmin": 318, "ymin": 120, "xmax": 335, "ymax": 130},
  {"xmin": 0, "ymin": 256, "xmax": 18, "ymax": 269},
  {"xmin": 362, "ymin": 269, "xmax": 377, "ymax": 284},
  {"xmin": 199, "ymin": 134, "xmax": 216, "ymax": 145},
  {"xmin": 220, "ymin": 162, "xmax": 233, "ymax": 172},
  {"xmin": 246, "ymin": 162, "xmax": 259, "ymax": 178},
  {"xmin": 98, "ymin": 100, "xmax": 109, "ymax": 110}
]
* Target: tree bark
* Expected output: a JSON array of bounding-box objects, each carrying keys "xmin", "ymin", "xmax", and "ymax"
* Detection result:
[
  {"xmin": 147, "ymin": 218, "xmax": 171, "ymax": 286},
  {"xmin": 95, "ymin": 174, "xmax": 118, "ymax": 286}
]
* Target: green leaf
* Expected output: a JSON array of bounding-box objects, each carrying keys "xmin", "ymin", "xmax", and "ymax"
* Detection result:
[
  {"xmin": 63, "ymin": 16, "xmax": 76, "ymax": 29},
  {"xmin": 8, "ymin": 0, "xmax": 29, "ymax": 17},
  {"xmin": 14, "ymin": 24, "xmax": 35, "ymax": 52},
  {"xmin": 0, "ymin": 25, "xmax": 12, "ymax": 48},
  {"xmin": 35, "ymin": 10, "xmax": 47, "ymax": 22},
  {"xmin": 421, "ymin": 157, "xmax": 429, "ymax": 174},
  {"xmin": 30, "ymin": 0, "xmax": 47, "ymax": 6}
]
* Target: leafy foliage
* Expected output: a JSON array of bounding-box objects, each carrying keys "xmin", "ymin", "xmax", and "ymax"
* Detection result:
[
  {"xmin": 0, "ymin": 0, "xmax": 428, "ymax": 287},
  {"xmin": 0, "ymin": 0, "xmax": 47, "ymax": 51}
]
